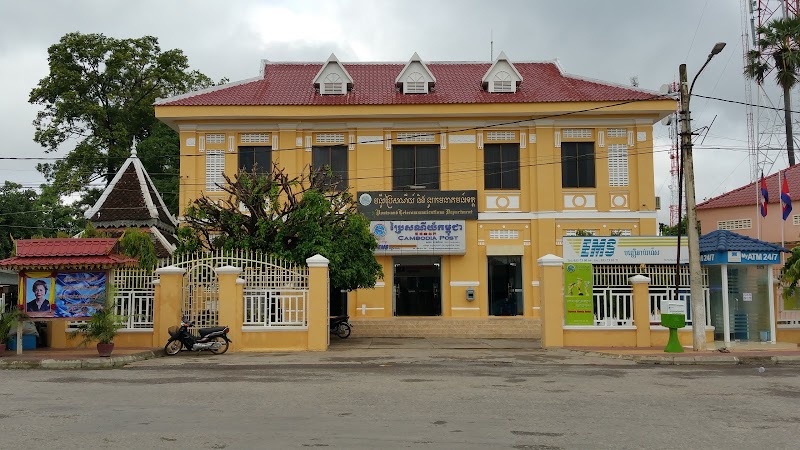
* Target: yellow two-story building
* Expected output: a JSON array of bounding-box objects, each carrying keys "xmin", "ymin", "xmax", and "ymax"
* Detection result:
[{"xmin": 155, "ymin": 52, "xmax": 674, "ymax": 338}]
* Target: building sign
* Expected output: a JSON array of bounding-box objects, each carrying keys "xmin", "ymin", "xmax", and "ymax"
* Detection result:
[
  {"xmin": 357, "ymin": 190, "xmax": 478, "ymax": 220},
  {"xmin": 371, "ymin": 220, "xmax": 466, "ymax": 255},
  {"xmin": 562, "ymin": 237, "xmax": 688, "ymax": 264},
  {"xmin": 700, "ymin": 251, "xmax": 781, "ymax": 265},
  {"xmin": 21, "ymin": 271, "xmax": 107, "ymax": 319},
  {"xmin": 564, "ymin": 263, "xmax": 593, "ymax": 325}
]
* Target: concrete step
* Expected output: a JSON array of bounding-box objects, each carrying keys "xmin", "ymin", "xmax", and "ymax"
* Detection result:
[{"xmin": 349, "ymin": 317, "xmax": 541, "ymax": 339}]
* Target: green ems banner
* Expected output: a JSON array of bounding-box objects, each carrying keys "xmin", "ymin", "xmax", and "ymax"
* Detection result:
[{"xmin": 564, "ymin": 263, "xmax": 593, "ymax": 325}]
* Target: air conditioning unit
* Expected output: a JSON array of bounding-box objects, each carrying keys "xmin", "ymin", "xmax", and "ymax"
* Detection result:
[{"xmin": 655, "ymin": 197, "xmax": 662, "ymax": 210}]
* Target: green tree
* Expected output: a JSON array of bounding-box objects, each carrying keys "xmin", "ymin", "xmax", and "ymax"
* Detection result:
[
  {"xmin": 659, "ymin": 217, "xmax": 693, "ymax": 236},
  {"xmin": 29, "ymin": 32, "xmax": 217, "ymax": 213},
  {"xmin": 118, "ymin": 229, "xmax": 158, "ymax": 269},
  {"xmin": 745, "ymin": 16, "xmax": 800, "ymax": 165},
  {"xmin": 178, "ymin": 165, "xmax": 383, "ymax": 291},
  {"xmin": 782, "ymin": 245, "xmax": 800, "ymax": 298},
  {"xmin": 0, "ymin": 182, "xmax": 86, "ymax": 259}
]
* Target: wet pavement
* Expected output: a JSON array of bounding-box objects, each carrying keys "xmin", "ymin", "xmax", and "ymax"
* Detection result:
[{"xmin": 1, "ymin": 338, "xmax": 799, "ymax": 368}]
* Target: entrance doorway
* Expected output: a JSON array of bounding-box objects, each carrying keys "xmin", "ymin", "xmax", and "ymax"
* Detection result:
[
  {"xmin": 488, "ymin": 255, "xmax": 523, "ymax": 316},
  {"xmin": 393, "ymin": 256, "xmax": 441, "ymax": 316},
  {"xmin": 330, "ymin": 285, "xmax": 347, "ymax": 317}
]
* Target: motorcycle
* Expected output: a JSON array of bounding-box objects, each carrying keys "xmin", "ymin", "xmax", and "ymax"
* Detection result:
[
  {"xmin": 164, "ymin": 317, "xmax": 232, "ymax": 355},
  {"xmin": 330, "ymin": 315, "xmax": 352, "ymax": 339}
]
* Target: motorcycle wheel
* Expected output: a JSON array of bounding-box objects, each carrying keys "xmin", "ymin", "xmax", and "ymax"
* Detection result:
[
  {"xmin": 210, "ymin": 336, "xmax": 229, "ymax": 355},
  {"xmin": 164, "ymin": 339, "xmax": 182, "ymax": 356},
  {"xmin": 335, "ymin": 323, "xmax": 351, "ymax": 339}
]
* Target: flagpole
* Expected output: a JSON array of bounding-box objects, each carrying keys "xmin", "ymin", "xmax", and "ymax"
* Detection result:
[
  {"xmin": 757, "ymin": 177, "xmax": 762, "ymax": 240},
  {"xmin": 781, "ymin": 170, "xmax": 785, "ymax": 253}
]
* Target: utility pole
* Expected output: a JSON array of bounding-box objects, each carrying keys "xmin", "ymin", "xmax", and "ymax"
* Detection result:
[{"xmin": 679, "ymin": 63, "xmax": 707, "ymax": 351}]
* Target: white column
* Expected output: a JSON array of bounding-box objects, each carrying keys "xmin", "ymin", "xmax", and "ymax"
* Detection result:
[
  {"xmin": 721, "ymin": 264, "xmax": 730, "ymax": 346},
  {"xmin": 768, "ymin": 265, "xmax": 777, "ymax": 344}
]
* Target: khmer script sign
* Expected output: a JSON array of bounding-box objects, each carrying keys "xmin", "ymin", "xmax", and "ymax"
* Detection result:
[{"xmin": 371, "ymin": 220, "xmax": 466, "ymax": 255}]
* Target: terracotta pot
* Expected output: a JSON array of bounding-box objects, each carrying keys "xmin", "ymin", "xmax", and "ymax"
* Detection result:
[{"xmin": 96, "ymin": 342, "xmax": 114, "ymax": 357}]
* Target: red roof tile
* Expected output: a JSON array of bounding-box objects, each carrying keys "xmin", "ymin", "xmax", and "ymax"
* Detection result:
[
  {"xmin": 0, "ymin": 238, "xmax": 138, "ymax": 270},
  {"xmin": 697, "ymin": 164, "xmax": 800, "ymax": 210},
  {"xmin": 157, "ymin": 62, "xmax": 659, "ymax": 107}
]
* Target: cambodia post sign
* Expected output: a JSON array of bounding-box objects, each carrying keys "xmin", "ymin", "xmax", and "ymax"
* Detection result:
[
  {"xmin": 562, "ymin": 237, "xmax": 688, "ymax": 264},
  {"xmin": 357, "ymin": 190, "xmax": 478, "ymax": 220},
  {"xmin": 371, "ymin": 220, "xmax": 466, "ymax": 255}
]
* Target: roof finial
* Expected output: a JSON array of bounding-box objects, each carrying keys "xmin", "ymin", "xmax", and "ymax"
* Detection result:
[{"xmin": 131, "ymin": 136, "xmax": 138, "ymax": 158}]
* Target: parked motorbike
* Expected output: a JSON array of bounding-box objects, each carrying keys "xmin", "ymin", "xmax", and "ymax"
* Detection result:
[
  {"xmin": 330, "ymin": 315, "xmax": 352, "ymax": 339},
  {"xmin": 164, "ymin": 317, "xmax": 231, "ymax": 355}
]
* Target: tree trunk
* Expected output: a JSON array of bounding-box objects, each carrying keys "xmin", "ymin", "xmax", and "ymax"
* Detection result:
[{"xmin": 784, "ymin": 84, "xmax": 795, "ymax": 166}]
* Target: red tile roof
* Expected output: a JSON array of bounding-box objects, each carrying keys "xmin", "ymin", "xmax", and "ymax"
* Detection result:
[
  {"xmin": 0, "ymin": 238, "xmax": 138, "ymax": 270},
  {"xmin": 697, "ymin": 164, "xmax": 800, "ymax": 210},
  {"xmin": 157, "ymin": 62, "xmax": 660, "ymax": 107}
]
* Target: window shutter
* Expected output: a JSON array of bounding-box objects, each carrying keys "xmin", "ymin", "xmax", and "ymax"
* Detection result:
[
  {"xmin": 205, "ymin": 150, "xmax": 225, "ymax": 192},
  {"xmin": 608, "ymin": 144, "xmax": 629, "ymax": 187}
]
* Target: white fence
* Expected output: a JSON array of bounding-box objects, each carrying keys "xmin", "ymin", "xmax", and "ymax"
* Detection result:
[
  {"xmin": 778, "ymin": 310, "xmax": 800, "ymax": 327},
  {"xmin": 589, "ymin": 285, "xmax": 711, "ymax": 328},
  {"xmin": 112, "ymin": 268, "xmax": 156, "ymax": 330},
  {"xmin": 243, "ymin": 289, "xmax": 308, "ymax": 328}
]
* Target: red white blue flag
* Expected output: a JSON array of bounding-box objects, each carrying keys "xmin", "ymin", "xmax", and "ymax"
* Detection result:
[
  {"xmin": 782, "ymin": 171, "xmax": 792, "ymax": 220},
  {"xmin": 760, "ymin": 172, "xmax": 768, "ymax": 218}
]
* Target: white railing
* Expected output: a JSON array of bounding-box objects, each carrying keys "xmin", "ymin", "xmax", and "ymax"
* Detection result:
[
  {"xmin": 778, "ymin": 310, "xmax": 800, "ymax": 327},
  {"xmin": 114, "ymin": 290, "xmax": 155, "ymax": 330},
  {"xmin": 592, "ymin": 287, "xmax": 633, "ymax": 327},
  {"xmin": 243, "ymin": 289, "xmax": 308, "ymax": 329},
  {"xmin": 648, "ymin": 287, "xmax": 711, "ymax": 326}
]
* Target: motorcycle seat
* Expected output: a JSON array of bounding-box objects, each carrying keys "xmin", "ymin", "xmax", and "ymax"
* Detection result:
[{"xmin": 198, "ymin": 326, "xmax": 227, "ymax": 337}]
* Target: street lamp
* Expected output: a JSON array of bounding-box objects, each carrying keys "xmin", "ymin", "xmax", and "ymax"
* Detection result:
[{"xmin": 679, "ymin": 41, "xmax": 726, "ymax": 351}]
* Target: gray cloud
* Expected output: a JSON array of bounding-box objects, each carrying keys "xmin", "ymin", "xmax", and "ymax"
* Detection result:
[{"xmin": 0, "ymin": 0, "xmax": 775, "ymax": 226}]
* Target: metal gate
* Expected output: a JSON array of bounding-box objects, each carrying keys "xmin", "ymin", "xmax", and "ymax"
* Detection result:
[{"xmin": 160, "ymin": 249, "xmax": 308, "ymax": 331}]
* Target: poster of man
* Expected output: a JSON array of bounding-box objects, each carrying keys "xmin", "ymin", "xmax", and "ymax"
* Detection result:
[{"xmin": 26, "ymin": 277, "xmax": 54, "ymax": 317}]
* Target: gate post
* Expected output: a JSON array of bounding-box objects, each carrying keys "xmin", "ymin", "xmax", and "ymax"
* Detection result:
[
  {"xmin": 538, "ymin": 254, "xmax": 564, "ymax": 348},
  {"xmin": 630, "ymin": 275, "xmax": 652, "ymax": 348},
  {"xmin": 306, "ymin": 254, "xmax": 330, "ymax": 351},
  {"xmin": 154, "ymin": 266, "xmax": 186, "ymax": 347},
  {"xmin": 215, "ymin": 266, "xmax": 243, "ymax": 352}
]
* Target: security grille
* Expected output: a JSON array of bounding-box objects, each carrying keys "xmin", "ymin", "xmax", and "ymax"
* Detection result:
[
  {"xmin": 489, "ymin": 230, "xmax": 519, "ymax": 240},
  {"xmin": 396, "ymin": 132, "xmax": 435, "ymax": 142},
  {"xmin": 486, "ymin": 131, "xmax": 515, "ymax": 141},
  {"xmin": 240, "ymin": 133, "xmax": 270, "ymax": 143},
  {"xmin": 717, "ymin": 219, "xmax": 752, "ymax": 230},
  {"xmin": 205, "ymin": 133, "xmax": 225, "ymax": 144},
  {"xmin": 315, "ymin": 133, "xmax": 345, "ymax": 144},
  {"xmin": 607, "ymin": 128, "xmax": 627, "ymax": 138},
  {"xmin": 562, "ymin": 129, "xmax": 592, "ymax": 139}
]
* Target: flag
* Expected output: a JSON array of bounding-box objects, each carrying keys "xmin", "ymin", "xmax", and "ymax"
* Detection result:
[
  {"xmin": 760, "ymin": 172, "xmax": 768, "ymax": 218},
  {"xmin": 782, "ymin": 170, "xmax": 792, "ymax": 220}
]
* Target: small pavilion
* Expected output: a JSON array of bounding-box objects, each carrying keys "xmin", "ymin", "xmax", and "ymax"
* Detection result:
[{"xmin": 699, "ymin": 230, "xmax": 788, "ymax": 346}]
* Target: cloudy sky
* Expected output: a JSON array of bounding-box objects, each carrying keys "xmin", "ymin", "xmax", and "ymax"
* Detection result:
[{"xmin": 0, "ymin": 0, "xmax": 786, "ymax": 225}]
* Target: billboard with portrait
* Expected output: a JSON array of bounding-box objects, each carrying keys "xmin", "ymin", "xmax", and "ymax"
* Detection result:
[
  {"xmin": 24, "ymin": 275, "xmax": 55, "ymax": 317},
  {"xmin": 20, "ymin": 271, "xmax": 107, "ymax": 319}
]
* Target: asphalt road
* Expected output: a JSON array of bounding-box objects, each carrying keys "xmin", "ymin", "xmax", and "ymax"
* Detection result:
[{"xmin": 1, "ymin": 348, "xmax": 798, "ymax": 449}]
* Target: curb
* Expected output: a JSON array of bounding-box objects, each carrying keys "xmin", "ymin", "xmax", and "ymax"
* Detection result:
[
  {"xmin": 554, "ymin": 348, "xmax": 800, "ymax": 366},
  {"xmin": 0, "ymin": 349, "xmax": 160, "ymax": 370}
]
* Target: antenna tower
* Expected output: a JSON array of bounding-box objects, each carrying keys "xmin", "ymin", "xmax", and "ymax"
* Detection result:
[{"xmin": 744, "ymin": 0, "xmax": 800, "ymax": 181}]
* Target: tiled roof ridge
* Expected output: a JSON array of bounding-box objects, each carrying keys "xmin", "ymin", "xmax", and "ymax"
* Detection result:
[
  {"xmin": 697, "ymin": 163, "xmax": 800, "ymax": 209},
  {"xmin": 701, "ymin": 229, "xmax": 789, "ymax": 253}
]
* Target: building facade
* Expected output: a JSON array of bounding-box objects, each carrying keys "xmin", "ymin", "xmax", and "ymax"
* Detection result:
[{"xmin": 155, "ymin": 53, "xmax": 674, "ymax": 336}]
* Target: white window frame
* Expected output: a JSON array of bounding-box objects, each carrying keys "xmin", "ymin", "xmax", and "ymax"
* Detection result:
[
  {"xmin": 205, "ymin": 150, "xmax": 225, "ymax": 192},
  {"xmin": 608, "ymin": 144, "xmax": 629, "ymax": 187}
]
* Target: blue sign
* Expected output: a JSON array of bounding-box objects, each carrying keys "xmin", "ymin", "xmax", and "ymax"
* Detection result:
[{"xmin": 700, "ymin": 251, "xmax": 781, "ymax": 265}]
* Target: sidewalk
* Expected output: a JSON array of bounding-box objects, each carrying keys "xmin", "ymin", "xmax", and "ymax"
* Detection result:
[
  {"xmin": 2, "ymin": 338, "xmax": 800, "ymax": 368},
  {"xmin": 0, "ymin": 347, "xmax": 159, "ymax": 369},
  {"xmin": 562, "ymin": 341, "xmax": 800, "ymax": 365}
]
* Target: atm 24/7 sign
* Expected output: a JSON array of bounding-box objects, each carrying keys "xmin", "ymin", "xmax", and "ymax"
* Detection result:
[{"xmin": 562, "ymin": 237, "xmax": 688, "ymax": 264}]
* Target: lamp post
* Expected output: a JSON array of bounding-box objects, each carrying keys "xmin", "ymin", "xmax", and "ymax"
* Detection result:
[{"xmin": 680, "ymin": 42, "xmax": 726, "ymax": 351}]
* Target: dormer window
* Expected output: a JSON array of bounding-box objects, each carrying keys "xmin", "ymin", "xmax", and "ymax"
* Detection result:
[
  {"xmin": 482, "ymin": 51, "xmax": 523, "ymax": 93},
  {"xmin": 324, "ymin": 73, "xmax": 344, "ymax": 94},
  {"xmin": 493, "ymin": 71, "xmax": 514, "ymax": 93},
  {"xmin": 313, "ymin": 53, "xmax": 354, "ymax": 95},
  {"xmin": 396, "ymin": 52, "xmax": 436, "ymax": 94}
]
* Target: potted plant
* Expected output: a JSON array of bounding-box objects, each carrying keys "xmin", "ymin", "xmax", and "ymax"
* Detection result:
[
  {"xmin": 0, "ymin": 307, "xmax": 30, "ymax": 354},
  {"xmin": 69, "ymin": 294, "xmax": 126, "ymax": 357}
]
